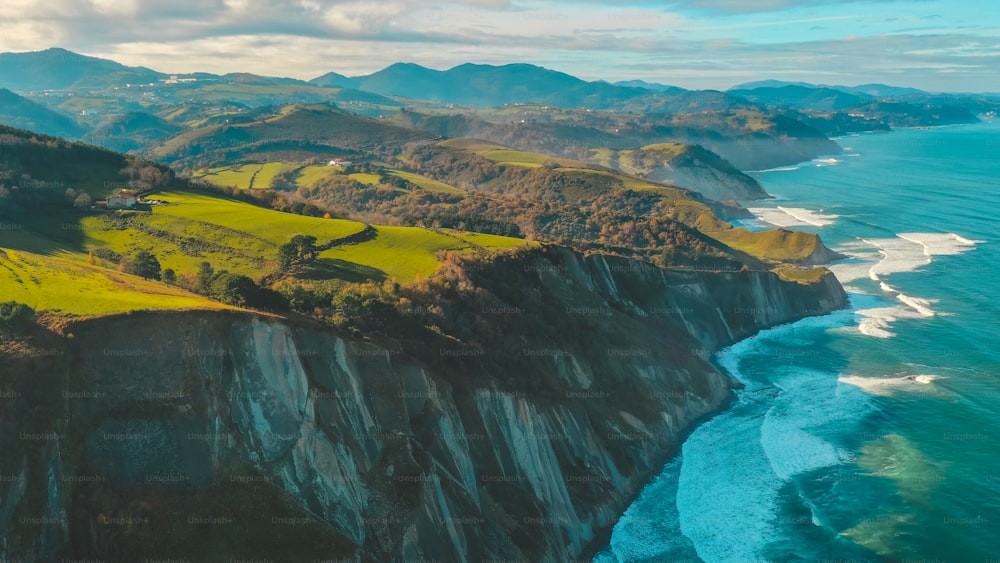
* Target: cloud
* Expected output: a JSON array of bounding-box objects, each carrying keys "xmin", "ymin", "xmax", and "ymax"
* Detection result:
[{"xmin": 0, "ymin": 0, "xmax": 996, "ymax": 91}]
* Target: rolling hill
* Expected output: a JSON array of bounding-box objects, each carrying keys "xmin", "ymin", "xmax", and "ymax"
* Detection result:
[
  {"xmin": 0, "ymin": 87, "xmax": 83, "ymax": 138},
  {"xmin": 82, "ymin": 111, "xmax": 184, "ymax": 153},
  {"xmin": 148, "ymin": 104, "xmax": 437, "ymax": 167}
]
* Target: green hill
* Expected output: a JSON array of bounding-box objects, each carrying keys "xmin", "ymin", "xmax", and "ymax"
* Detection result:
[
  {"xmin": 0, "ymin": 88, "xmax": 83, "ymax": 138},
  {"xmin": 82, "ymin": 111, "xmax": 184, "ymax": 153},
  {"xmin": 148, "ymin": 104, "xmax": 436, "ymax": 167}
]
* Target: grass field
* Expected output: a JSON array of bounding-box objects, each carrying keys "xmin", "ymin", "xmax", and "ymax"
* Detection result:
[
  {"xmin": 450, "ymin": 232, "xmax": 527, "ymax": 250},
  {"xmin": 296, "ymin": 165, "xmax": 339, "ymax": 187},
  {"xmin": 388, "ymin": 171, "xmax": 465, "ymax": 195},
  {"xmin": 0, "ymin": 248, "xmax": 229, "ymax": 317},
  {"xmin": 439, "ymin": 139, "xmax": 585, "ymax": 169},
  {"xmin": 349, "ymin": 173, "xmax": 382, "ymax": 185},
  {"xmin": 194, "ymin": 162, "xmax": 294, "ymax": 190},
  {"xmin": 322, "ymin": 227, "xmax": 530, "ymax": 282},
  {"xmin": 4, "ymin": 189, "xmax": 529, "ymax": 318},
  {"xmin": 151, "ymin": 191, "xmax": 367, "ymax": 246}
]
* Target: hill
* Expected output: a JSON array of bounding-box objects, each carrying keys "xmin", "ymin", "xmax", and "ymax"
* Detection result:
[
  {"xmin": 398, "ymin": 139, "xmax": 836, "ymax": 265},
  {"xmin": 393, "ymin": 106, "xmax": 832, "ymax": 182},
  {"xmin": 0, "ymin": 125, "xmax": 533, "ymax": 320},
  {"xmin": 590, "ymin": 143, "xmax": 769, "ymax": 201},
  {"xmin": 148, "ymin": 104, "xmax": 437, "ymax": 167},
  {"xmin": 0, "ymin": 87, "xmax": 83, "ymax": 138},
  {"xmin": 0, "ymin": 47, "xmax": 164, "ymax": 92},
  {"xmin": 82, "ymin": 111, "xmax": 184, "ymax": 153},
  {"xmin": 613, "ymin": 79, "xmax": 683, "ymax": 93}
]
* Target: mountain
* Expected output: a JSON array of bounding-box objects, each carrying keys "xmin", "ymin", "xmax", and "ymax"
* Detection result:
[
  {"xmin": 729, "ymin": 79, "xmax": 930, "ymax": 99},
  {"xmin": 729, "ymin": 79, "xmax": 818, "ymax": 90},
  {"xmin": 309, "ymin": 62, "xmax": 656, "ymax": 109},
  {"xmin": 841, "ymin": 83, "xmax": 928, "ymax": 97},
  {"xmin": 729, "ymin": 85, "xmax": 874, "ymax": 111},
  {"xmin": 0, "ymin": 87, "xmax": 83, "ymax": 137},
  {"xmin": 612, "ymin": 79, "xmax": 684, "ymax": 94},
  {"xmin": 309, "ymin": 71, "xmax": 360, "ymax": 90},
  {"xmin": 0, "ymin": 47, "xmax": 164, "ymax": 91}
]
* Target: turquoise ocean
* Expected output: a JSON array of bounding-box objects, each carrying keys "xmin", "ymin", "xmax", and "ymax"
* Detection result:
[{"xmin": 597, "ymin": 120, "xmax": 1000, "ymax": 561}]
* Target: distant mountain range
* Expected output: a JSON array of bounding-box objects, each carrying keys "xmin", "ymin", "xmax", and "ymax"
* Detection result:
[
  {"xmin": 310, "ymin": 62, "xmax": 667, "ymax": 108},
  {"xmin": 729, "ymin": 79, "xmax": 930, "ymax": 98}
]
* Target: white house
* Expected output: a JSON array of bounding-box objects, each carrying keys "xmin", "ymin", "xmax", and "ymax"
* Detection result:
[{"xmin": 107, "ymin": 193, "xmax": 137, "ymax": 210}]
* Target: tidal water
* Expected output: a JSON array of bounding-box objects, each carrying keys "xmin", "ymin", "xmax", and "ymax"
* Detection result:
[{"xmin": 597, "ymin": 120, "xmax": 1000, "ymax": 561}]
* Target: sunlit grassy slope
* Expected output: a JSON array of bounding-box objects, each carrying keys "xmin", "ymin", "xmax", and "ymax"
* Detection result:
[
  {"xmin": 1, "ymin": 188, "xmax": 530, "ymax": 318},
  {"xmin": 0, "ymin": 248, "xmax": 229, "ymax": 317}
]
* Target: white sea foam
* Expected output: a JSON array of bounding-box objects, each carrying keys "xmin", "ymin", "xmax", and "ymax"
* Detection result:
[
  {"xmin": 897, "ymin": 232, "xmax": 984, "ymax": 256},
  {"xmin": 856, "ymin": 304, "xmax": 927, "ymax": 338},
  {"xmin": 844, "ymin": 233, "xmax": 982, "ymax": 337},
  {"xmin": 838, "ymin": 374, "xmax": 945, "ymax": 397},
  {"xmin": 677, "ymin": 312, "xmax": 859, "ymax": 562},
  {"xmin": 814, "ymin": 158, "xmax": 841, "ymax": 167},
  {"xmin": 829, "ymin": 242, "xmax": 882, "ymax": 286},
  {"xmin": 747, "ymin": 206, "xmax": 839, "ymax": 228},
  {"xmin": 756, "ymin": 165, "xmax": 801, "ymax": 173}
]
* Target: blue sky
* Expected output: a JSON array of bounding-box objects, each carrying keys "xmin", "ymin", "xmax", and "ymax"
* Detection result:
[{"xmin": 1, "ymin": 0, "xmax": 998, "ymax": 91}]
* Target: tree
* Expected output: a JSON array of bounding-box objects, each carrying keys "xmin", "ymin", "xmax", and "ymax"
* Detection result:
[
  {"xmin": 73, "ymin": 193, "xmax": 92, "ymax": 208},
  {"xmin": 195, "ymin": 261, "xmax": 215, "ymax": 294},
  {"xmin": 277, "ymin": 234, "xmax": 318, "ymax": 271},
  {"xmin": 126, "ymin": 250, "xmax": 161, "ymax": 280},
  {"xmin": 162, "ymin": 268, "xmax": 176, "ymax": 284},
  {"xmin": 210, "ymin": 273, "xmax": 258, "ymax": 307},
  {"xmin": 0, "ymin": 301, "xmax": 34, "ymax": 337}
]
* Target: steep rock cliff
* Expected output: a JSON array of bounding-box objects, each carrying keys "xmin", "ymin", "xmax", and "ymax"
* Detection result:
[{"xmin": 0, "ymin": 248, "xmax": 847, "ymax": 561}]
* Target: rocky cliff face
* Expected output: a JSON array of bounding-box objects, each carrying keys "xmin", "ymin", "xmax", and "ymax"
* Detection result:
[
  {"xmin": 0, "ymin": 248, "xmax": 847, "ymax": 562},
  {"xmin": 645, "ymin": 146, "xmax": 770, "ymax": 202}
]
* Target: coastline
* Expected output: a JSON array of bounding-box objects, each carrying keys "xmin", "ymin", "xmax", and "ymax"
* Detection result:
[
  {"xmin": 602, "ymin": 120, "xmax": 998, "ymax": 560},
  {"xmin": 590, "ymin": 284, "xmax": 850, "ymax": 560}
]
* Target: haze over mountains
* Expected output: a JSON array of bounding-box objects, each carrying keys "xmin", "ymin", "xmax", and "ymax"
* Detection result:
[{"xmin": 0, "ymin": 47, "xmax": 995, "ymax": 201}]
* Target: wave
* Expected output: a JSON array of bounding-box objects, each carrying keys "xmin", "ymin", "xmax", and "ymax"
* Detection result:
[
  {"xmin": 747, "ymin": 206, "xmax": 839, "ymax": 228},
  {"xmin": 756, "ymin": 165, "xmax": 801, "ymax": 173},
  {"xmin": 838, "ymin": 374, "xmax": 945, "ymax": 397},
  {"xmin": 675, "ymin": 311, "xmax": 860, "ymax": 561},
  {"xmin": 838, "ymin": 233, "xmax": 982, "ymax": 337}
]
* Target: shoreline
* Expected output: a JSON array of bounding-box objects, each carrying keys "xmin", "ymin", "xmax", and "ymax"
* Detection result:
[{"xmin": 587, "ymin": 300, "xmax": 850, "ymax": 560}]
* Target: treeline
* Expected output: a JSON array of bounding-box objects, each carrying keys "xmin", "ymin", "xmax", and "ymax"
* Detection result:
[{"xmin": 0, "ymin": 124, "xmax": 175, "ymax": 218}]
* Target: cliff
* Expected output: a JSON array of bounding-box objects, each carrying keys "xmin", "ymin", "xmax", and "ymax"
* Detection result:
[
  {"xmin": 632, "ymin": 144, "xmax": 770, "ymax": 202},
  {"xmin": 0, "ymin": 248, "xmax": 847, "ymax": 561}
]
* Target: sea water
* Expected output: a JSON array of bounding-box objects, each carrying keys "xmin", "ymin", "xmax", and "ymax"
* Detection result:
[{"xmin": 597, "ymin": 120, "xmax": 1000, "ymax": 561}]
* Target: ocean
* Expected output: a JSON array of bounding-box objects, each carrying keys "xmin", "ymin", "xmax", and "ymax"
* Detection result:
[{"xmin": 596, "ymin": 120, "xmax": 1000, "ymax": 562}]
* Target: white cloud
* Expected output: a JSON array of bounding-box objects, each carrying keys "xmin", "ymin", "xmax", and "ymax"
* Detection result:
[{"xmin": 0, "ymin": 0, "xmax": 996, "ymax": 91}]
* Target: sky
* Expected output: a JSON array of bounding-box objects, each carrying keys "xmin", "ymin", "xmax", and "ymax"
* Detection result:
[{"xmin": 1, "ymin": 0, "xmax": 998, "ymax": 91}]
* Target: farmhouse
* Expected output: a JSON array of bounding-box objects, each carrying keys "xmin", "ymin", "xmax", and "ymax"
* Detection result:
[
  {"xmin": 327, "ymin": 158, "xmax": 352, "ymax": 167},
  {"xmin": 107, "ymin": 193, "xmax": 137, "ymax": 209}
]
